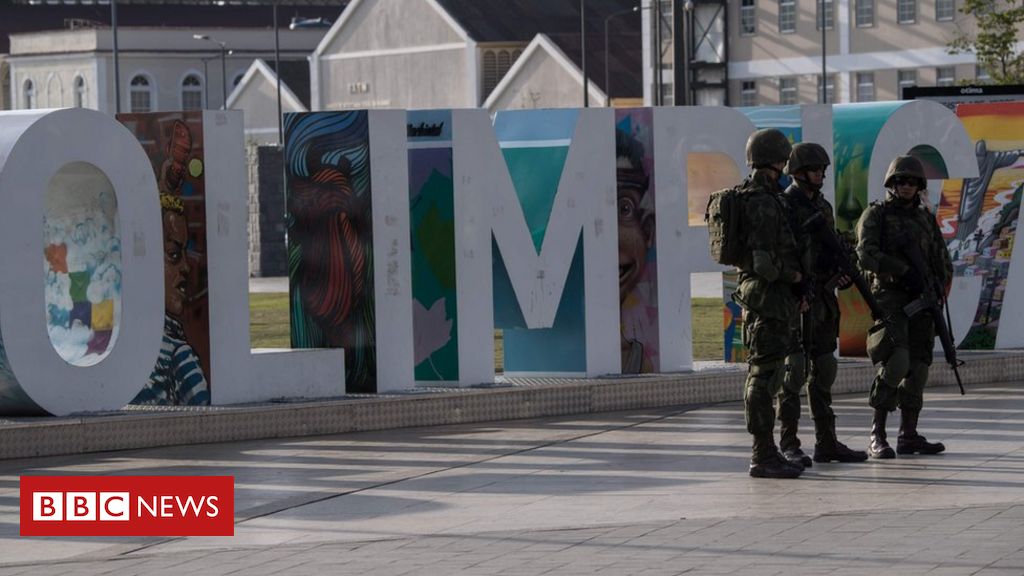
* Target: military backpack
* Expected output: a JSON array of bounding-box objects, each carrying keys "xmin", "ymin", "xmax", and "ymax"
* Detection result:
[{"xmin": 705, "ymin": 185, "xmax": 745, "ymax": 266}]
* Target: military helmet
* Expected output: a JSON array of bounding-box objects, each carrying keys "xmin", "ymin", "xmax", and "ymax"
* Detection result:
[
  {"xmin": 883, "ymin": 155, "xmax": 926, "ymax": 190},
  {"xmin": 746, "ymin": 128, "xmax": 793, "ymax": 167},
  {"xmin": 784, "ymin": 142, "xmax": 831, "ymax": 175}
]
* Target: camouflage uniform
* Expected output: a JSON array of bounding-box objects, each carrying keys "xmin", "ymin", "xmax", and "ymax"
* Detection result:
[
  {"xmin": 779, "ymin": 143, "xmax": 869, "ymax": 466},
  {"xmin": 856, "ymin": 156, "xmax": 953, "ymax": 458},
  {"xmin": 732, "ymin": 129, "xmax": 804, "ymax": 478}
]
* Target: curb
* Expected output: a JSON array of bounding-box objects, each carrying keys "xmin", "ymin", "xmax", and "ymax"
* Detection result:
[{"xmin": 1, "ymin": 351, "xmax": 1019, "ymax": 460}]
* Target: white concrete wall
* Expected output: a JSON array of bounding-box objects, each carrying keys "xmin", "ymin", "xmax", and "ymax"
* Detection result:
[
  {"xmin": 9, "ymin": 57, "xmax": 98, "ymax": 110},
  {"xmin": 320, "ymin": 49, "xmax": 470, "ymax": 110},
  {"xmin": 320, "ymin": 0, "xmax": 463, "ymax": 54},
  {"xmin": 8, "ymin": 27, "xmax": 326, "ymax": 114},
  {"xmin": 232, "ymin": 74, "xmax": 305, "ymax": 145},
  {"xmin": 316, "ymin": 0, "xmax": 473, "ymax": 110},
  {"xmin": 487, "ymin": 49, "xmax": 601, "ymax": 112}
]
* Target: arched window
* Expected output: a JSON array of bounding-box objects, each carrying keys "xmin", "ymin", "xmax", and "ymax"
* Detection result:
[
  {"xmin": 482, "ymin": 51, "xmax": 498, "ymax": 99},
  {"xmin": 497, "ymin": 50, "xmax": 511, "ymax": 75},
  {"xmin": 73, "ymin": 76, "xmax": 86, "ymax": 107},
  {"xmin": 129, "ymin": 74, "xmax": 153, "ymax": 113},
  {"xmin": 181, "ymin": 74, "xmax": 203, "ymax": 110},
  {"xmin": 46, "ymin": 74, "xmax": 63, "ymax": 107},
  {"xmin": 233, "ymin": 72, "xmax": 245, "ymax": 88},
  {"xmin": 23, "ymin": 79, "xmax": 35, "ymax": 109}
]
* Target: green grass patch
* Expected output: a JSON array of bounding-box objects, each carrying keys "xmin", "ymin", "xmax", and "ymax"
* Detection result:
[{"xmin": 250, "ymin": 294, "xmax": 726, "ymax": 362}]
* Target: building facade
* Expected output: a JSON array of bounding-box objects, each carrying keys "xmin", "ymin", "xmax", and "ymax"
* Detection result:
[
  {"xmin": 642, "ymin": 0, "xmax": 1011, "ymax": 107},
  {"xmin": 7, "ymin": 26, "xmax": 326, "ymax": 114},
  {"xmin": 312, "ymin": 0, "xmax": 641, "ymax": 111},
  {"xmin": 728, "ymin": 0, "xmax": 993, "ymax": 105}
]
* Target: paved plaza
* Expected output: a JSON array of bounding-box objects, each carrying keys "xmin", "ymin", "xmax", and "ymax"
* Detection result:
[{"xmin": 0, "ymin": 381, "xmax": 1022, "ymax": 575}]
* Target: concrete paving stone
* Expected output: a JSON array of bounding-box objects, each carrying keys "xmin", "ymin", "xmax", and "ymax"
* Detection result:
[
  {"xmin": 3, "ymin": 383, "xmax": 1023, "ymax": 574},
  {"xmin": 925, "ymin": 567, "xmax": 981, "ymax": 576}
]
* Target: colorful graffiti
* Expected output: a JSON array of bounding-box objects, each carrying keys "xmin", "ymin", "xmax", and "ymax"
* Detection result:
[
  {"xmin": 43, "ymin": 163, "xmax": 121, "ymax": 367},
  {"xmin": 118, "ymin": 113, "xmax": 211, "ymax": 405},
  {"xmin": 615, "ymin": 109, "xmax": 659, "ymax": 373},
  {"xmin": 286, "ymin": 111, "xmax": 376, "ymax": 393},
  {"xmin": 408, "ymin": 109, "xmax": 458, "ymax": 381},
  {"xmin": 940, "ymin": 102, "xmax": 1024, "ymax": 349}
]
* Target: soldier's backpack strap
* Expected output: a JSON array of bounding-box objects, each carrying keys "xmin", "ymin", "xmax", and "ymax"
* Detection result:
[{"xmin": 869, "ymin": 200, "xmax": 888, "ymax": 253}]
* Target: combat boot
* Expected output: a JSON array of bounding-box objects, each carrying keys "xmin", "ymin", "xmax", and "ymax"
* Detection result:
[
  {"xmin": 780, "ymin": 419, "xmax": 813, "ymax": 468},
  {"xmin": 896, "ymin": 409, "xmax": 945, "ymax": 455},
  {"xmin": 813, "ymin": 416, "xmax": 868, "ymax": 462},
  {"xmin": 813, "ymin": 441, "xmax": 868, "ymax": 463},
  {"xmin": 868, "ymin": 408, "xmax": 896, "ymax": 459},
  {"xmin": 750, "ymin": 453, "xmax": 803, "ymax": 479},
  {"xmin": 749, "ymin": 435, "xmax": 802, "ymax": 479}
]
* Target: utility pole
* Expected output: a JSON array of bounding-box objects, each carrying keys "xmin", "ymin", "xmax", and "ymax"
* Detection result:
[{"xmin": 581, "ymin": 0, "xmax": 589, "ymax": 107}]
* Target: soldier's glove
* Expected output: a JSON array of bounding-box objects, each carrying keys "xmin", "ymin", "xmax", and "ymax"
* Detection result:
[{"xmin": 902, "ymin": 269, "xmax": 926, "ymax": 296}]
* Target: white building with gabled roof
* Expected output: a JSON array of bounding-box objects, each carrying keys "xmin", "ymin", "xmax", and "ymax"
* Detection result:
[{"xmin": 227, "ymin": 58, "xmax": 310, "ymax": 145}]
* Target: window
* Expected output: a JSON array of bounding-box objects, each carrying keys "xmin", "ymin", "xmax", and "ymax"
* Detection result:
[
  {"xmin": 73, "ymin": 76, "xmax": 86, "ymax": 107},
  {"xmin": 898, "ymin": 69, "xmax": 917, "ymax": 96},
  {"xmin": 976, "ymin": 64, "xmax": 991, "ymax": 83},
  {"xmin": 937, "ymin": 66, "xmax": 955, "ymax": 86},
  {"xmin": 129, "ymin": 74, "xmax": 152, "ymax": 113},
  {"xmin": 779, "ymin": 77, "xmax": 797, "ymax": 104},
  {"xmin": 856, "ymin": 72, "xmax": 875, "ymax": 102},
  {"xmin": 898, "ymin": 0, "xmax": 916, "ymax": 23},
  {"xmin": 779, "ymin": 0, "xmax": 796, "ymax": 33},
  {"xmin": 741, "ymin": 0, "xmax": 757, "ymax": 35},
  {"xmin": 936, "ymin": 0, "xmax": 955, "ymax": 21},
  {"xmin": 233, "ymin": 72, "xmax": 245, "ymax": 88},
  {"xmin": 741, "ymin": 80, "xmax": 757, "ymax": 106},
  {"xmin": 482, "ymin": 51, "xmax": 498, "ymax": 98},
  {"xmin": 181, "ymin": 74, "xmax": 203, "ymax": 111},
  {"xmin": 856, "ymin": 0, "xmax": 875, "ymax": 26},
  {"xmin": 817, "ymin": 74, "xmax": 834, "ymax": 103},
  {"xmin": 481, "ymin": 48, "xmax": 523, "ymax": 100},
  {"xmin": 23, "ymin": 79, "xmax": 35, "ymax": 109},
  {"xmin": 816, "ymin": 0, "xmax": 834, "ymax": 30}
]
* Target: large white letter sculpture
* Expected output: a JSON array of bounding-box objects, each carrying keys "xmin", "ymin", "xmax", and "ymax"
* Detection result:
[
  {"xmin": 202, "ymin": 110, "xmax": 349, "ymax": 402},
  {"xmin": 453, "ymin": 108, "xmax": 619, "ymax": 383},
  {"xmin": 0, "ymin": 109, "xmax": 164, "ymax": 415}
]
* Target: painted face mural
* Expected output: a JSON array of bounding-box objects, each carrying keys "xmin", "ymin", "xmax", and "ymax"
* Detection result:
[
  {"xmin": 162, "ymin": 204, "xmax": 190, "ymax": 319},
  {"xmin": 118, "ymin": 113, "xmax": 211, "ymax": 406},
  {"xmin": 614, "ymin": 113, "xmax": 658, "ymax": 374}
]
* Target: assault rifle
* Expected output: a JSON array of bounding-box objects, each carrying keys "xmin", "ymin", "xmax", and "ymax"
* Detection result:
[
  {"xmin": 800, "ymin": 212, "xmax": 886, "ymax": 322},
  {"xmin": 898, "ymin": 237, "xmax": 966, "ymax": 395}
]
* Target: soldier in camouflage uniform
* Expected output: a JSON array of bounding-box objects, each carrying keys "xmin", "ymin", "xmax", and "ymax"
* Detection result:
[
  {"xmin": 732, "ymin": 129, "xmax": 805, "ymax": 479},
  {"xmin": 856, "ymin": 155, "xmax": 952, "ymax": 458},
  {"xmin": 780, "ymin": 143, "xmax": 868, "ymax": 466}
]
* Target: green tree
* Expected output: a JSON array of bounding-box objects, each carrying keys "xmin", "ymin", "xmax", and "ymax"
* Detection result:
[{"xmin": 949, "ymin": 0, "xmax": 1024, "ymax": 84}]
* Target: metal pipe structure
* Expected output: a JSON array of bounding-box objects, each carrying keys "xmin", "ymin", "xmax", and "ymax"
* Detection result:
[
  {"xmin": 821, "ymin": 0, "xmax": 827, "ymax": 103},
  {"xmin": 111, "ymin": 0, "xmax": 120, "ymax": 114},
  {"xmin": 194, "ymin": 34, "xmax": 229, "ymax": 109},
  {"xmin": 274, "ymin": 2, "xmax": 283, "ymax": 144},
  {"xmin": 581, "ymin": 0, "xmax": 588, "ymax": 107}
]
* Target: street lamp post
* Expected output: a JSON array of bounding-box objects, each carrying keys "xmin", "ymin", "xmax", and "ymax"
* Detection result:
[
  {"xmin": 581, "ymin": 0, "xmax": 588, "ymax": 107},
  {"xmin": 604, "ymin": 6, "xmax": 643, "ymax": 108},
  {"xmin": 193, "ymin": 34, "xmax": 229, "ymax": 109},
  {"xmin": 820, "ymin": 0, "xmax": 828, "ymax": 103},
  {"xmin": 199, "ymin": 56, "xmax": 221, "ymax": 109}
]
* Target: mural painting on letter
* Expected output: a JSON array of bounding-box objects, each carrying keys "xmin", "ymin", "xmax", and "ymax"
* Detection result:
[
  {"xmin": 285, "ymin": 111, "xmax": 376, "ymax": 393},
  {"xmin": 119, "ymin": 112, "xmax": 211, "ymax": 406}
]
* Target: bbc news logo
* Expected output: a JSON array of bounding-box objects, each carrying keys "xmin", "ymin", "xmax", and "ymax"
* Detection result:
[{"xmin": 20, "ymin": 476, "xmax": 234, "ymax": 536}]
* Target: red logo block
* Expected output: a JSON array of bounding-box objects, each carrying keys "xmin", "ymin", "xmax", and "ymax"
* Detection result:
[{"xmin": 20, "ymin": 476, "xmax": 234, "ymax": 536}]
